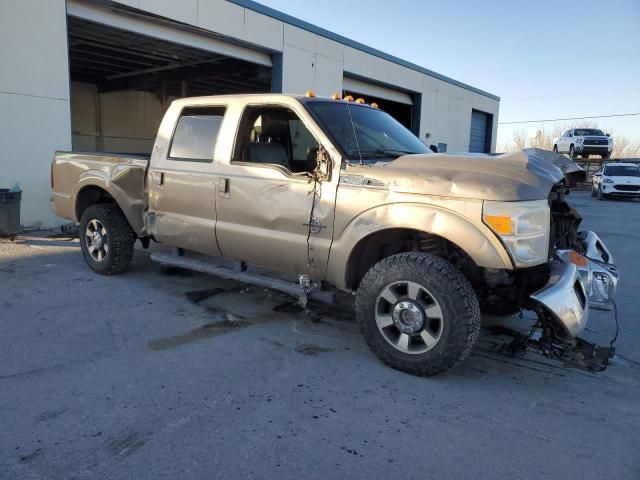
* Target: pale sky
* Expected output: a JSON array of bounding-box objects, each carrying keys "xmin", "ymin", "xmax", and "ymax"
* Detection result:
[{"xmin": 259, "ymin": 0, "xmax": 640, "ymax": 147}]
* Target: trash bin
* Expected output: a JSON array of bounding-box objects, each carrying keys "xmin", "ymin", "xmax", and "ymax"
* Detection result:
[{"xmin": 0, "ymin": 189, "xmax": 21, "ymax": 236}]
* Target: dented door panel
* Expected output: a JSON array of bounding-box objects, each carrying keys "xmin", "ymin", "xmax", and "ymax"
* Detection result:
[{"xmin": 213, "ymin": 163, "xmax": 337, "ymax": 278}]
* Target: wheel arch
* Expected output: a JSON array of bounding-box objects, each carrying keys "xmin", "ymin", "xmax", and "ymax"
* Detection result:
[
  {"xmin": 326, "ymin": 203, "xmax": 513, "ymax": 290},
  {"xmin": 74, "ymin": 173, "xmax": 145, "ymax": 235}
]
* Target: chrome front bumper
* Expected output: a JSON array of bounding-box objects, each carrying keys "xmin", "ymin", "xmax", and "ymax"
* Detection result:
[
  {"xmin": 530, "ymin": 261, "xmax": 588, "ymax": 338},
  {"xmin": 530, "ymin": 231, "xmax": 618, "ymax": 338},
  {"xmin": 557, "ymin": 231, "xmax": 619, "ymax": 311}
]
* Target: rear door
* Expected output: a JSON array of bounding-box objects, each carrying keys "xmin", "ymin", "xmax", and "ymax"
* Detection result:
[{"xmin": 147, "ymin": 105, "xmax": 226, "ymax": 256}]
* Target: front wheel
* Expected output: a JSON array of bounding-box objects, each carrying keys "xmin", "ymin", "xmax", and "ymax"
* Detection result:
[
  {"xmin": 79, "ymin": 204, "xmax": 136, "ymax": 275},
  {"xmin": 597, "ymin": 186, "xmax": 608, "ymax": 201},
  {"xmin": 553, "ymin": 145, "xmax": 558, "ymax": 153},
  {"xmin": 355, "ymin": 253, "xmax": 481, "ymax": 376},
  {"xmin": 569, "ymin": 145, "xmax": 576, "ymax": 158}
]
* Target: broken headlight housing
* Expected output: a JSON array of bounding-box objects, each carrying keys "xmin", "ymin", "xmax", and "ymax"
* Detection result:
[{"xmin": 483, "ymin": 200, "xmax": 550, "ymax": 267}]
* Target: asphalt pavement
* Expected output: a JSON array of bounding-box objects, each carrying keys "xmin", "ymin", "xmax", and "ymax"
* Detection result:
[{"xmin": 1, "ymin": 191, "xmax": 638, "ymax": 480}]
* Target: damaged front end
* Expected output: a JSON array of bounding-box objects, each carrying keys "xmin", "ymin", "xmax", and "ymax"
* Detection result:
[
  {"xmin": 528, "ymin": 185, "xmax": 618, "ymax": 371},
  {"xmin": 484, "ymin": 184, "xmax": 619, "ymax": 372}
]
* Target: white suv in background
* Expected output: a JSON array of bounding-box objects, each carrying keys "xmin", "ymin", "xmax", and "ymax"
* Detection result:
[
  {"xmin": 592, "ymin": 162, "xmax": 640, "ymax": 200},
  {"xmin": 553, "ymin": 128, "xmax": 613, "ymax": 159}
]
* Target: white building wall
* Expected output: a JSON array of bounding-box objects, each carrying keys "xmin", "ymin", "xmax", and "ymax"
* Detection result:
[
  {"xmin": 0, "ymin": 0, "xmax": 71, "ymax": 227},
  {"xmin": 0, "ymin": 0, "xmax": 500, "ymax": 227}
]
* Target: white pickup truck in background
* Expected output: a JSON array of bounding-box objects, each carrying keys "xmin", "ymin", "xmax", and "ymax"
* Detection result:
[{"xmin": 553, "ymin": 128, "xmax": 613, "ymax": 159}]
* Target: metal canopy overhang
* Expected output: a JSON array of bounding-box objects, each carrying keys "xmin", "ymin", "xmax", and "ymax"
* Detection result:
[
  {"xmin": 66, "ymin": 14, "xmax": 272, "ymax": 97},
  {"xmin": 67, "ymin": 0, "xmax": 272, "ymax": 67}
]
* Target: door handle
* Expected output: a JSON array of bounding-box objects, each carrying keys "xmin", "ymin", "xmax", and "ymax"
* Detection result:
[
  {"xmin": 155, "ymin": 172, "xmax": 164, "ymax": 190},
  {"xmin": 218, "ymin": 177, "xmax": 230, "ymax": 198}
]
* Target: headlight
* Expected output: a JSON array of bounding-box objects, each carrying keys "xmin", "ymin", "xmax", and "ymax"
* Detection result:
[
  {"xmin": 483, "ymin": 200, "xmax": 550, "ymax": 267},
  {"xmin": 576, "ymin": 138, "xmax": 584, "ymax": 144},
  {"xmin": 603, "ymin": 178, "xmax": 614, "ymax": 184}
]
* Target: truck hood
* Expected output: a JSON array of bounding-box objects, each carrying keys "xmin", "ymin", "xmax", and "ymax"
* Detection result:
[{"xmin": 344, "ymin": 149, "xmax": 564, "ymax": 201}]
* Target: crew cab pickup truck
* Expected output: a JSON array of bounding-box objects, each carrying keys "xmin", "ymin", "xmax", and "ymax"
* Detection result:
[
  {"xmin": 51, "ymin": 93, "xmax": 619, "ymax": 376},
  {"xmin": 553, "ymin": 128, "xmax": 613, "ymax": 159}
]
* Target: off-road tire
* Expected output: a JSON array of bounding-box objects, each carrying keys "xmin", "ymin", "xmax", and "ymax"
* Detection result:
[
  {"xmin": 355, "ymin": 252, "xmax": 481, "ymax": 376},
  {"xmin": 79, "ymin": 204, "xmax": 135, "ymax": 275},
  {"xmin": 569, "ymin": 145, "xmax": 575, "ymax": 159},
  {"xmin": 553, "ymin": 145, "xmax": 558, "ymax": 153}
]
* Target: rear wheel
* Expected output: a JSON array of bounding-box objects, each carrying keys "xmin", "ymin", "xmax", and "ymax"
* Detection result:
[
  {"xmin": 79, "ymin": 204, "xmax": 135, "ymax": 275},
  {"xmin": 355, "ymin": 253, "xmax": 481, "ymax": 376}
]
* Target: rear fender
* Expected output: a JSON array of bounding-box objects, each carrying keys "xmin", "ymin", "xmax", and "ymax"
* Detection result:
[{"xmin": 75, "ymin": 166, "xmax": 146, "ymax": 235}]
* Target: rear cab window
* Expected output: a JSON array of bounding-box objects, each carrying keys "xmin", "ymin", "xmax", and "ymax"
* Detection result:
[{"xmin": 169, "ymin": 106, "xmax": 226, "ymax": 162}]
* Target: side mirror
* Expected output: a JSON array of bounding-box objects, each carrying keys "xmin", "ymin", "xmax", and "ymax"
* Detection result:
[
  {"xmin": 429, "ymin": 144, "xmax": 438, "ymax": 153},
  {"xmin": 594, "ymin": 172, "xmax": 602, "ymax": 177},
  {"xmin": 606, "ymin": 134, "xmax": 611, "ymax": 137}
]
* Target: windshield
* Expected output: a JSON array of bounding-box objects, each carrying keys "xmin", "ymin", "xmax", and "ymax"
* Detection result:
[
  {"xmin": 604, "ymin": 165, "xmax": 640, "ymax": 177},
  {"xmin": 305, "ymin": 101, "xmax": 428, "ymax": 161},
  {"xmin": 574, "ymin": 128, "xmax": 606, "ymax": 136}
]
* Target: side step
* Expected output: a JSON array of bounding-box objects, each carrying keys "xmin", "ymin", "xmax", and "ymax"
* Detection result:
[{"xmin": 149, "ymin": 252, "xmax": 333, "ymax": 306}]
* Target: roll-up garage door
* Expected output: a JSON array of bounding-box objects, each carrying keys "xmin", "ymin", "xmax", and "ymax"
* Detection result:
[
  {"xmin": 343, "ymin": 77, "xmax": 412, "ymax": 105},
  {"xmin": 469, "ymin": 110, "xmax": 491, "ymax": 153},
  {"xmin": 343, "ymin": 76, "xmax": 414, "ymax": 130}
]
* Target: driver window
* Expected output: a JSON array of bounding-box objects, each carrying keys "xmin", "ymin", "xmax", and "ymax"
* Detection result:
[
  {"xmin": 568, "ymin": 130, "xmax": 573, "ymax": 137},
  {"xmin": 233, "ymin": 106, "xmax": 320, "ymax": 174}
]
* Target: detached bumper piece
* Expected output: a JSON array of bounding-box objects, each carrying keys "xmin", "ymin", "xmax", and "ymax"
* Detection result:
[
  {"xmin": 557, "ymin": 231, "xmax": 619, "ymax": 311},
  {"xmin": 535, "ymin": 336, "xmax": 615, "ymax": 373},
  {"xmin": 492, "ymin": 326, "xmax": 615, "ymax": 373},
  {"xmin": 519, "ymin": 230, "xmax": 618, "ymax": 372}
]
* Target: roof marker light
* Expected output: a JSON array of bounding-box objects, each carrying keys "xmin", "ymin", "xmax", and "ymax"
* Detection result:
[
  {"xmin": 305, "ymin": 90, "xmax": 316, "ymax": 97},
  {"xmin": 370, "ymin": 102, "xmax": 379, "ymax": 109},
  {"xmin": 355, "ymin": 98, "xmax": 365, "ymax": 104},
  {"xmin": 344, "ymin": 95, "xmax": 354, "ymax": 102},
  {"xmin": 331, "ymin": 92, "xmax": 341, "ymax": 100}
]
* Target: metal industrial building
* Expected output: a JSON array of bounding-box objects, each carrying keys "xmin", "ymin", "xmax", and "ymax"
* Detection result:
[{"xmin": 0, "ymin": 0, "xmax": 500, "ymax": 227}]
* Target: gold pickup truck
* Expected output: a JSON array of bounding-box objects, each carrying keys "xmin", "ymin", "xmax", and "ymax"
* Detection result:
[{"xmin": 51, "ymin": 93, "xmax": 619, "ymax": 376}]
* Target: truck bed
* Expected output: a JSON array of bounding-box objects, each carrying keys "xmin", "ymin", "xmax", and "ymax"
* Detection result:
[{"xmin": 51, "ymin": 151, "xmax": 149, "ymax": 234}]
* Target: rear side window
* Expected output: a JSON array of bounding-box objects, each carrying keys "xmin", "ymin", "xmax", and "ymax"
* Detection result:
[{"xmin": 169, "ymin": 106, "xmax": 226, "ymax": 162}]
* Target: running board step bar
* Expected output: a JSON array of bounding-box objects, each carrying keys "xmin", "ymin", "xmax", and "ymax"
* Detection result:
[{"xmin": 149, "ymin": 252, "xmax": 333, "ymax": 306}]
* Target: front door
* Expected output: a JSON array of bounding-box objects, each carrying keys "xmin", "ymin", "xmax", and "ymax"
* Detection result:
[
  {"xmin": 214, "ymin": 104, "xmax": 337, "ymax": 279},
  {"xmin": 147, "ymin": 105, "xmax": 226, "ymax": 256}
]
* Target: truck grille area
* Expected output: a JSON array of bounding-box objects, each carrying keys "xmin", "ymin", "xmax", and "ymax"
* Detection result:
[
  {"xmin": 548, "ymin": 185, "xmax": 582, "ymax": 254},
  {"xmin": 583, "ymin": 139, "xmax": 608, "ymax": 146}
]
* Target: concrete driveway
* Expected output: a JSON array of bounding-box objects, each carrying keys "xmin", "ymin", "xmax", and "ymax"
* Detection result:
[{"xmin": 1, "ymin": 191, "xmax": 638, "ymax": 480}]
